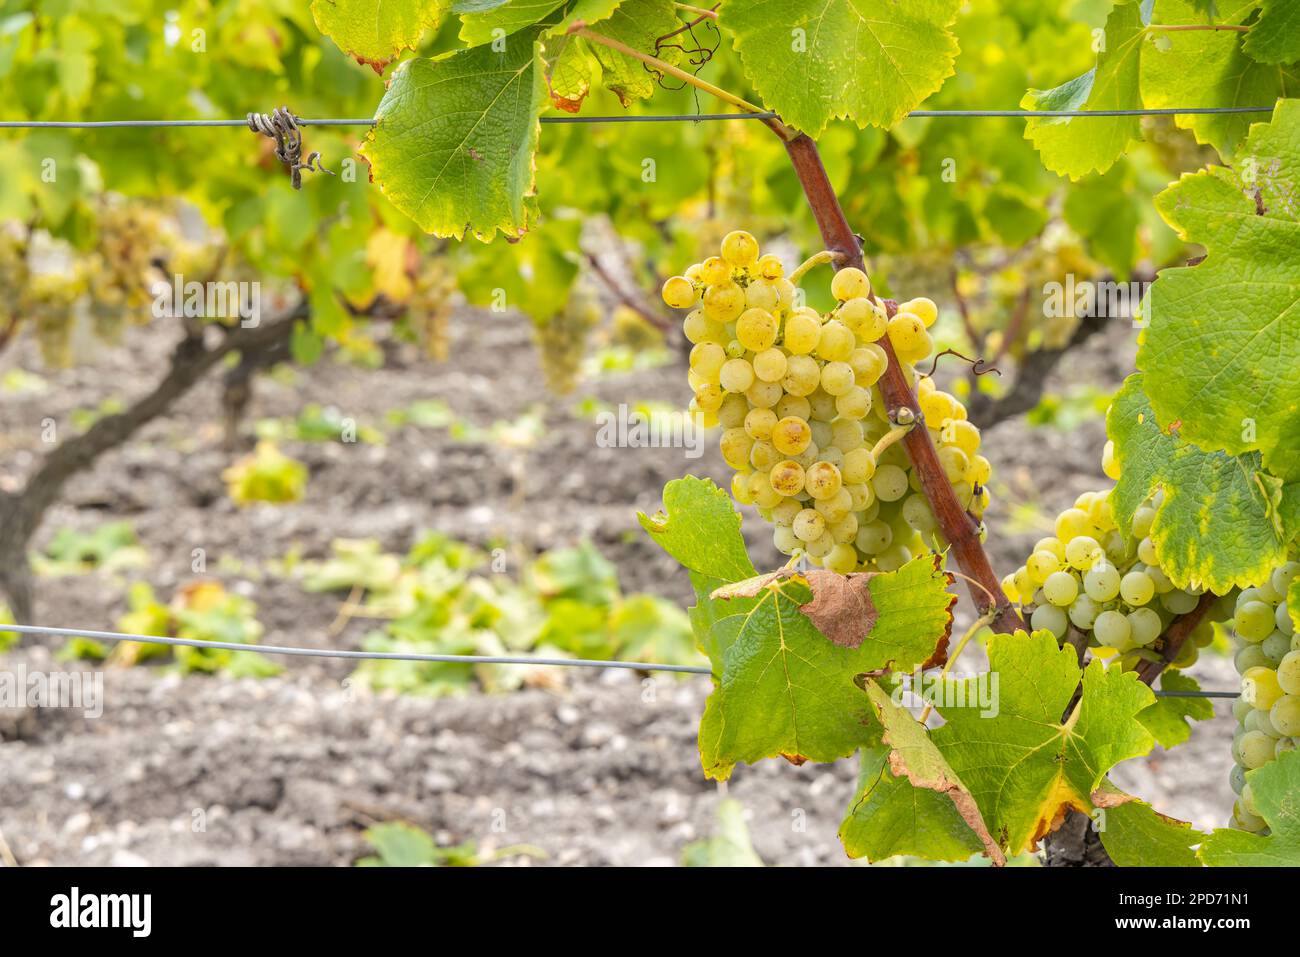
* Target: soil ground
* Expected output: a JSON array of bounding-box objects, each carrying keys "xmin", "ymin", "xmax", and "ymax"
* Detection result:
[{"xmin": 0, "ymin": 305, "xmax": 1237, "ymax": 866}]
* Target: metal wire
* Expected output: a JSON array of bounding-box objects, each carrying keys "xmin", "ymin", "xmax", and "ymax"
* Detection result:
[
  {"xmin": 0, "ymin": 105, "xmax": 1276, "ymax": 130},
  {"xmin": 3, "ymin": 624, "xmax": 713, "ymax": 675},
  {"xmin": 1, "ymin": 623, "xmax": 1239, "ymax": 695}
]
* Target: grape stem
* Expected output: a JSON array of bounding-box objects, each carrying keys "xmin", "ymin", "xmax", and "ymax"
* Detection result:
[
  {"xmin": 775, "ymin": 132, "xmax": 1024, "ymax": 633},
  {"xmin": 870, "ymin": 424, "xmax": 912, "ymax": 461},
  {"xmin": 918, "ymin": 610, "xmax": 997, "ymax": 725},
  {"xmin": 1134, "ymin": 591, "xmax": 1218, "ymax": 686},
  {"xmin": 571, "ymin": 28, "xmax": 777, "ymax": 125},
  {"xmin": 787, "ymin": 249, "xmax": 839, "ymax": 285},
  {"xmin": 673, "ymin": 3, "xmax": 718, "ymax": 19}
]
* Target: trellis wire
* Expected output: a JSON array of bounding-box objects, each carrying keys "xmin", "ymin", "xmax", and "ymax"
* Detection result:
[
  {"xmin": 0, "ymin": 105, "xmax": 1276, "ymax": 130},
  {"xmin": 2, "ymin": 624, "xmax": 1237, "ymax": 696}
]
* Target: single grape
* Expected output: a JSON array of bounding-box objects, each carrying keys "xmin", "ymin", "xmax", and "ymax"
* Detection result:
[
  {"xmin": 702, "ymin": 282, "xmax": 745, "ymax": 321},
  {"xmin": 1101, "ymin": 440, "xmax": 1121, "ymax": 480},
  {"xmin": 769, "ymin": 460, "xmax": 806, "ymax": 497},
  {"xmin": 793, "ymin": 508, "xmax": 826, "ymax": 543},
  {"xmin": 1094, "ymin": 610, "xmax": 1132, "ymax": 648},
  {"xmin": 719, "ymin": 357, "xmax": 755, "ymax": 394},
  {"xmin": 871, "ymin": 464, "xmax": 909, "ymax": 503},
  {"xmin": 1242, "ymin": 665, "xmax": 1284, "ymax": 711},
  {"xmin": 1238, "ymin": 729, "xmax": 1276, "ymax": 770},
  {"xmin": 1128, "ymin": 607, "xmax": 1162, "ymax": 647},
  {"xmin": 1120, "ymin": 570, "xmax": 1156, "ymax": 606},
  {"xmin": 1084, "ymin": 562, "xmax": 1121, "ymax": 602},
  {"xmin": 1026, "ymin": 550, "xmax": 1061, "ymax": 584},
  {"xmin": 771, "ymin": 416, "xmax": 812, "ymax": 456},
  {"xmin": 1160, "ymin": 589, "xmax": 1200, "ymax": 615},
  {"xmin": 752, "ymin": 348, "xmax": 788, "ymax": 383},
  {"xmin": 1236, "ymin": 601, "xmax": 1276, "ymax": 642},
  {"xmin": 1031, "ymin": 603, "xmax": 1069, "ymax": 639},
  {"xmin": 899, "ymin": 297, "xmax": 938, "ymax": 328},
  {"xmin": 830, "ymin": 267, "xmax": 870, "ymax": 301},
  {"xmin": 1277, "ymin": 650, "xmax": 1300, "ymax": 695},
  {"xmin": 855, "ymin": 520, "xmax": 893, "ymax": 555},
  {"xmin": 662, "ymin": 275, "xmax": 697, "ymax": 309},
  {"xmin": 1068, "ymin": 594, "xmax": 1101, "ymax": 630},
  {"xmin": 1043, "ymin": 571, "xmax": 1079, "ymax": 607},
  {"xmin": 815, "ymin": 321, "xmax": 855, "ymax": 362},
  {"xmin": 781, "ymin": 354, "xmax": 822, "ymax": 396},
  {"xmin": 805, "ymin": 461, "xmax": 843, "ymax": 501},
  {"xmin": 1064, "ymin": 536, "xmax": 1102, "ymax": 570},
  {"xmin": 720, "ymin": 230, "xmax": 759, "ymax": 267}
]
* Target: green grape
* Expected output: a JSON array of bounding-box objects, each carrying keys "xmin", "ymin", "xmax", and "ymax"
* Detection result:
[
  {"xmin": 1278, "ymin": 650, "xmax": 1300, "ymax": 695},
  {"xmin": 1238, "ymin": 730, "xmax": 1276, "ymax": 770},
  {"xmin": 1160, "ymin": 589, "xmax": 1200, "ymax": 615},
  {"xmin": 1242, "ymin": 666, "xmax": 1284, "ymax": 711},
  {"xmin": 1120, "ymin": 570, "xmax": 1155, "ymax": 606},
  {"xmin": 1277, "ymin": 602, "xmax": 1294, "ymax": 637},
  {"xmin": 1262, "ymin": 632, "xmax": 1290, "ymax": 665},
  {"xmin": 1031, "ymin": 603, "xmax": 1068, "ymax": 640},
  {"xmin": 1064, "ymin": 536, "xmax": 1102, "ymax": 570},
  {"xmin": 1235, "ymin": 644, "xmax": 1271, "ymax": 674},
  {"xmin": 1094, "ymin": 610, "xmax": 1132, "ymax": 648},
  {"xmin": 662, "ymin": 275, "xmax": 698, "ymax": 309},
  {"xmin": 1128, "ymin": 607, "xmax": 1163, "ymax": 647},
  {"xmin": 871, "ymin": 464, "xmax": 909, "ymax": 503},
  {"xmin": 735, "ymin": 308, "xmax": 777, "ymax": 351},
  {"xmin": 1084, "ymin": 563, "xmax": 1121, "ymax": 602},
  {"xmin": 1235, "ymin": 601, "xmax": 1276, "ymax": 642},
  {"xmin": 830, "ymin": 267, "xmax": 870, "ymax": 301},
  {"xmin": 1068, "ymin": 594, "xmax": 1101, "ymax": 630},
  {"xmin": 1043, "ymin": 571, "xmax": 1079, "ymax": 607}
]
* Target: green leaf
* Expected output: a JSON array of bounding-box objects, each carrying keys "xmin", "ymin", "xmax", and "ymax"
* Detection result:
[
  {"xmin": 638, "ymin": 476, "xmax": 757, "ymax": 585},
  {"xmin": 932, "ymin": 631, "xmax": 1155, "ymax": 856},
  {"xmin": 1138, "ymin": 100, "xmax": 1300, "ymax": 480},
  {"xmin": 696, "ymin": 556, "xmax": 955, "ymax": 780},
  {"xmin": 551, "ymin": 0, "xmax": 624, "ymax": 32},
  {"xmin": 459, "ymin": 0, "xmax": 567, "ymax": 47},
  {"xmin": 1243, "ymin": 0, "xmax": 1300, "ymax": 65},
  {"xmin": 721, "ymin": 0, "xmax": 961, "ymax": 136},
  {"xmin": 311, "ymin": 0, "xmax": 450, "ymax": 73},
  {"xmin": 1108, "ymin": 375, "xmax": 1300, "ymax": 593},
  {"xmin": 1094, "ymin": 783, "xmax": 1205, "ymax": 867},
  {"xmin": 1200, "ymin": 751, "xmax": 1300, "ymax": 865},
  {"xmin": 585, "ymin": 0, "xmax": 682, "ymax": 106},
  {"xmin": 1141, "ymin": 0, "xmax": 1293, "ymax": 158},
  {"xmin": 1021, "ymin": 0, "xmax": 1145, "ymax": 179},
  {"xmin": 681, "ymin": 799, "xmax": 765, "ymax": 866},
  {"xmin": 361, "ymin": 32, "xmax": 546, "ymax": 240},
  {"xmin": 839, "ymin": 744, "xmax": 988, "ymax": 864},
  {"xmin": 1138, "ymin": 671, "xmax": 1214, "ymax": 749},
  {"xmin": 856, "ymin": 679, "xmax": 1005, "ymax": 863},
  {"xmin": 540, "ymin": 34, "xmax": 597, "ymax": 112}
]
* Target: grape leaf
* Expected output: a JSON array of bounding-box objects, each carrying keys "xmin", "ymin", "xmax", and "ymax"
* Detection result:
[
  {"xmin": 839, "ymin": 744, "xmax": 988, "ymax": 864},
  {"xmin": 1021, "ymin": 0, "xmax": 1146, "ymax": 179},
  {"xmin": 1200, "ymin": 750, "xmax": 1300, "ymax": 865},
  {"xmin": 1141, "ymin": 0, "xmax": 1295, "ymax": 158},
  {"xmin": 1108, "ymin": 375, "xmax": 1300, "ymax": 593},
  {"xmin": 541, "ymin": 34, "xmax": 597, "ymax": 112},
  {"xmin": 311, "ymin": 0, "xmax": 450, "ymax": 73},
  {"xmin": 931, "ymin": 630, "xmax": 1156, "ymax": 856},
  {"xmin": 1093, "ymin": 782, "xmax": 1205, "ymax": 867},
  {"xmin": 459, "ymin": 0, "xmax": 567, "ymax": 47},
  {"xmin": 361, "ymin": 32, "xmax": 546, "ymax": 240},
  {"xmin": 1138, "ymin": 100, "xmax": 1300, "ymax": 481},
  {"xmin": 1243, "ymin": 0, "xmax": 1300, "ymax": 65},
  {"xmin": 551, "ymin": 0, "xmax": 624, "ymax": 32},
  {"xmin": 1138, "ymin": 671, "xmax": 1214, "ymax": 749},
  {"xmin": 857, "ymin": 679, "xmax": 1005, "ymax": 864},
  {"xmin": 721, "ymin": 0, "xmax": 961, "ymax": 137},
  {"xmin": 585, "ymin": 0, "xmax": 682, "ymax": 106},
  {"xmin": 638, "ymin": 476, "xmax": 758, "ymax": 663},
  {"xmin": 695, "ymin": 554, "xmax": 954, "ymax": 780}
]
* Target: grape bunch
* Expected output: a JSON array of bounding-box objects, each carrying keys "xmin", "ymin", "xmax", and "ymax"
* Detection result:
[
  {"xmin": 537, "ymin": 278, "xmax": 601, "ymax": 395},
  {"xmin": 1005, "ymin": 477, "xmax": 1216, "ymax": 673},
  {"xmin": 84, "ymin": 200, "xmax": 167, "ymax": 339},
  {"xmin": 661, "ymin": 231, "xmax": 991, "ymax": 574},
  {"xmin": 1227, "ymin": 562, "xmax": 1299, "ymax": 833}
]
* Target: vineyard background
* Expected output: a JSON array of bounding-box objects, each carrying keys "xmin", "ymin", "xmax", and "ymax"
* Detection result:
[{"xmin": 0, "ymin": 301, "xmax": 1235, "ymax": 866}]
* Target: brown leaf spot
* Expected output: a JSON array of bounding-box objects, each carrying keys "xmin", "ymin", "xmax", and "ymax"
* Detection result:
[
  {"xmin": 468, "ymin": 147, "xmax": 484, "ymax": 163},
  {"xmin": 354, "ymin": 54, "xmax": 393, "ymax": 76},
  {"xmin": 780, "ymin": 753, "xmax": 808, "ymax": 767},
  {"xmin": 798, "ymin": 570, "xmax": 879, "ymax": 648}
]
